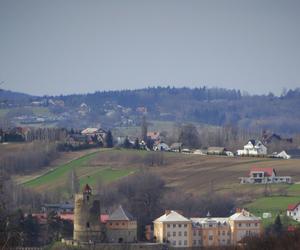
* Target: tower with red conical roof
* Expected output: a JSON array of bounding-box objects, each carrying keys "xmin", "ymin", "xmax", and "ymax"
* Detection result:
[{"xmin": 73, "ymin": 184, "xmax": 102, "ymax": 242}]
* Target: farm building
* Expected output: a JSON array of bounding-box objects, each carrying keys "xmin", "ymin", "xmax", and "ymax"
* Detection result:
[
  {"xmin": 207, "ymin": 147, "xmax": 226, "ymax": 155},
  {"xmin": 239, "ymin": 167, "xmax": 292, "ymax": 184}
]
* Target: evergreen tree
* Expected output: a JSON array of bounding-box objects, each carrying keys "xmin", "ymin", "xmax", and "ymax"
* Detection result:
[
  {"xmin": 134, "ymin": 138, "xmax": 140, "ymax": 150},
  {"xmin": 105, "ymin": 130, "xmax": 114, "ymax": 148},
  {"xmin": 123, "ymin": 136, "xmax": 131, "ymax": 149},
  {"xmin": 273, "ymin": 215, "xmax": 283, "ymax": 235}
]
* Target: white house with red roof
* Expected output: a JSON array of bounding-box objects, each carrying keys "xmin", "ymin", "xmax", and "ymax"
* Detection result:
[
  {"xmin": 287, "ymin": 203, "xmax": 300, "ymax": 221},
  {"xmin": 240, "ymin": 167, "xmax": 292, "ymax": 184}
]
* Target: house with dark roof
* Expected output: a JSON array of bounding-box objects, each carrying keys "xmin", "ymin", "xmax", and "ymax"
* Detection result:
[
  {"xmin": 287, "ymin": 203, "xmax": 300, "ymax": 221},
  {"xmin": 239, "ymin": 167, "xmax": 292, "ymax": 184},
  {"xmin": 237, "ymin": 140, "xmax": 267, "ymax": 156},
  {"xmin": 106, "ymin": 205, "xmax": 137, "ymax": 243}
]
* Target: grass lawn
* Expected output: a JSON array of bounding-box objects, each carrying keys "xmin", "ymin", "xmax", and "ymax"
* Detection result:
[
  {"xmin": 79, "ymin": 168, "xmax": 135, "ymax": 188},
  {"xmin": 24, "ymin": 149, "xmax": 137, "ymax": 191},
  {"xmin": 246, "ymin": 196, "xmax": 300, "ymax": 214},
  {"xmin": 24, "ymin": 151, "xmax": 100, "ymax": 188},
  {"xmin": 245, "ymin": 195, "xmax": 300, "ymax": 228}
]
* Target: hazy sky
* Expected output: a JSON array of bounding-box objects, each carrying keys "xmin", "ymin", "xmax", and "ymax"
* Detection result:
[{"xmin": 0, "ymin": 0, "xmax": 299, "ymax": 96}]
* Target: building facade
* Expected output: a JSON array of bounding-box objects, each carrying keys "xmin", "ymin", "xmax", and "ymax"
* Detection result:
[
  {"xmin": 154, "ymin": 209, "xmax": 262, "ymax": 248},
  {"xmin": 240, "ymin": 167, "xmax": 292, "ymax": 184},
  {"xmin": 228, "ymin": 209, "xmax": 262, "ymax": 244},
  {"xmin": 153, "ymin": 210, "xmax": 193, "ymax": 248},
  {"xmin": 106, "ymin": 205, "xmax": 137, "ymax": 243},
  {"xmin": 237, "ymin": 140, "xmax": 267, "ymax": 156}
]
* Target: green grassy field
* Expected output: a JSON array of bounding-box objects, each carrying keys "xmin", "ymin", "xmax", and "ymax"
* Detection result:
[
  {"xmin": 79, "ymin": 168, "xmax": 135, "ymax": 188},
  {"xmin": 24, "ymin": 150, "xmax": 135, "ymax": 191}
]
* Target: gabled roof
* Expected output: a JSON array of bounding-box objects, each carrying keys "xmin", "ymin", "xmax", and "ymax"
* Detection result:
[
  {"xmin": 287, "ymin": 203, "xmax": 300, "ymax": 211},
  {"xmin": 154, "ymin": 210, "xmax": 190, "ymax": 223},
  {"xmin": 230, "ymin": 210, "xmax": 261, "ymax": 221},
  {"xmin": 108, "ymin": 205, "xmax": 134, "ymax": 221},
  {"xmin": 248, "ymin": 139, "xmax": 256, "ymax": 146},
  {"xmin": 250, "ymin": 167, "xmax": 275, "ymax": 177}
]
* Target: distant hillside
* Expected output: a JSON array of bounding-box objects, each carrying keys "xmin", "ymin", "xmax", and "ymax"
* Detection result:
[
  {"xmin": 1, "ymin": 87, "xmax": 300, "ymax": 134},
  {"xmin": 0, "ymin": 89, "xmax": 33, "ymax": 103},
  {"xmin": 59, "ymin": 87, "xmax": 300, "ymax": 134}
]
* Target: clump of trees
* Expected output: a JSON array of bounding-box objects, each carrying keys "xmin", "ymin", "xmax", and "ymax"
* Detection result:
[{"xmin": 0, "ymin": 142, "xmax": 59, "ymax": 174}]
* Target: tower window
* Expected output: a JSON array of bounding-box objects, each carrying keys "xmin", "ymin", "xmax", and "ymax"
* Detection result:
[
  {"xmin": 87, "ymin": 195, "xmax": 89, "ymax": 201},
  {"xmin": 86, "ymin": 222, "xmax": 90, "ymax": 228}
]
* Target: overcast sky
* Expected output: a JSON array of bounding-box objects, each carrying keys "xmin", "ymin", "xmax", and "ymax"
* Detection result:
[{"xmin": 0, "ymin": 0, "xmax": 299, "ymax": 96}]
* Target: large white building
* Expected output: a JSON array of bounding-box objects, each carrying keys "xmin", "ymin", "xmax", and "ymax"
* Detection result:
[
  {"xmin": 237, "ymin": 140, "xmax": 267, "ymax": 156},
  {"xmin": 153, "ymin": 209, "xmax": 262, "ymax": 248},
  {"xmin": 153, "ymin": 210, "xmax": 192, "ymax": 247}
]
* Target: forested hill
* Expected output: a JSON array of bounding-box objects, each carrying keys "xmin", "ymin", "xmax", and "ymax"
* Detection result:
[
  {"xmin": 1, "ymin": 87, "xmax": 300, "ymax": 134},
  {"xmin": 59, "ymin": 87, "xmax": 300, "ymax": 133}
]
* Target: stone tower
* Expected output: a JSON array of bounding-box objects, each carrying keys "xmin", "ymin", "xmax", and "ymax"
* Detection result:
[{"xmin": 73, "ymin": 184, "xmax": 102, "ymax": 242}]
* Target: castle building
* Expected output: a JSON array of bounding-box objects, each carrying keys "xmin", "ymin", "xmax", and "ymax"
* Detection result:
[
  {"xmin": 73, "ymin": 184, "xmax": 103, "ymax": 243},
  {"xmin": 153, "ymin": 209, "xmax": 262, "ymax": 248},
  {"xmin": 106, "ymin": 205, "xmax": 137, "ymax": 243}
]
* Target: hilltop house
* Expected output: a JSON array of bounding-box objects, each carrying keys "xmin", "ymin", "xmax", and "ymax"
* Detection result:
[
  {"xmin": 239, "ymin": 167, "xmax": 292, "ymax": 184},
  {"xmin": 153, "ymin": 209, "xmax": 262, "ymax": 248},
  {"xmin": 237, "ymin": 140, "xmax": 267, "ymax": 156},
  {"xmin": 287, "ymin": 203, "xmax": 300, "ymax": 221},
  {"xmin": 154, "ymin": 142, "xmax": 170, "ymax": 151},
  {"xmin": 80, "ymin": 127, "xmax": 106, "ymax": 145}
]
